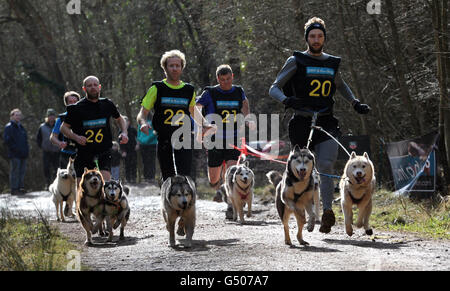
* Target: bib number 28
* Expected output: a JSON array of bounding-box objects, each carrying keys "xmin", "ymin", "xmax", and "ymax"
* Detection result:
[{"xmin": 85, "ymin": 129, "xmax": 104, "ymax": 143}]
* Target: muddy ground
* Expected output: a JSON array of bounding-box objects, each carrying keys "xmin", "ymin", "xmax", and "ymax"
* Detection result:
[{"xmin": 1, "ymin": 183, "xmax": 449, "ymax": 271}]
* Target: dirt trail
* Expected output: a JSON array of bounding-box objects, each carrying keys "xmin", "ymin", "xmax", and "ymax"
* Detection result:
[{"xmin": 1, "ymin": 184, "xmax": 449, "ymax": 271}]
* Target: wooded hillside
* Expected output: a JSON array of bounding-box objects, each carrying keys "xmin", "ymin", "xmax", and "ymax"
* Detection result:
[{"xmin": 0, "ymin": 0, "xmax": 448, "ymax": 192}]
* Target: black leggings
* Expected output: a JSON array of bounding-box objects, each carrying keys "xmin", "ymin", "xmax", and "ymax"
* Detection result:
[{"xmin": 157, "ymin": 138, "xmax": 192, "ymax": 181}]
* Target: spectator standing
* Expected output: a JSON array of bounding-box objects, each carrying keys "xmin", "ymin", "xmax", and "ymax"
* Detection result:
[
  {"xmin": 37, "ymin": 108, "xmax": 60, "ymax": 188},
  {"xmin": 3, "ymin": 109, "xmax": 29, "ymax": 195},
  {"xmin": 137, "ymin": 119, "xmax": 157, "ymax": 183}
]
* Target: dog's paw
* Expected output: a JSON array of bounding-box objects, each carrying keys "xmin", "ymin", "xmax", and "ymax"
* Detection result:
[
  {"xmin": 356, "ymin": 221, "xmax": 364, "ymax": 228},
  {"xmin": 184, "ymin": 240, "xmax": 192, "ymax": 248},
  {"xmin": 246, "ymin": 212, "xmax": 252, "ymax": 218},
  {"xmin": 365, "ymin": 229, "xmax": 373, "ymax": 236},
  {"xmin": 299, "ymin": 239, "xmax": 309, "ymax": 246},
  {"xmin": 169, "ymin": 240, "xmax": 176, "ymax": 248},
  {"xmin": 285, "ymin": 239, "xmax": 292, "ymax": 246},
  {"xmin": 84, "ymin": 240, "xmax": 93, "ymax": 246},
  {"xmin": 345, "ymin": 226, "xmax": 353, "ymax": 236},
  {"xmin": 176, "ymin": 227, "xmax": 186, "ymax": 236},
  {"xmin": 307, "ymin": 223, "xmax": 315, "ymax": 232},
  {"xmin": 113, "ymin": 221, "xmax": 121, "ymax": 229}
]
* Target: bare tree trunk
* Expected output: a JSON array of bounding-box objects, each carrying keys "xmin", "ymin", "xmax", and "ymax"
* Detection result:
[
  {"xmin": 103, "ymin": 0, "xmax": 132, "ymax": 124},
  {"xmin": 69, "ymin": 12, "xmax": 95, "ymax": 76},
  {"xmin": 385, "ymin": 0, "xmax": 422, "ymax": 136},
  {"xmin": 173, "ymin": 0, "xmax": 214, "ymax": 87},
  {"xmin": 337, "ymin": 0, "xmax": 368, "ymax": 135},
  {"xmin": 7, "ymin": 0, "xmax": 65, "ymax": 96},
  {"xmin": 431, "ymin": 0, "xmax": 450, "ymax": 191}
]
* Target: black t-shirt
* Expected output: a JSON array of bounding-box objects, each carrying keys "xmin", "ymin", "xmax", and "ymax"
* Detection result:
[{"xmin": 65, "ymin": 97, "xmax": 120, "ymax": 153}]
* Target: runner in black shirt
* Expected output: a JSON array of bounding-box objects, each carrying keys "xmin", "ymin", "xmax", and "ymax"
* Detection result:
[
  {"xmin": 269, "ymin": 17, "xmax": 370, "ymax": 234},
  {"xmin": 61, "ymin": 76, "xmax": 128, "ymax": 183}
]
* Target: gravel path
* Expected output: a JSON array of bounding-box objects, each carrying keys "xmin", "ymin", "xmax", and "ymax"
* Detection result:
[{"xmin": 1, "ymin": 184, "xmax": 449, "ymax": 271}]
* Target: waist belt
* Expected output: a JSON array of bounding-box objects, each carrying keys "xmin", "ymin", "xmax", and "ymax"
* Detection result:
[{"xmin": 294, "ymin": 110, "xmax": 331, "ymax": 117}]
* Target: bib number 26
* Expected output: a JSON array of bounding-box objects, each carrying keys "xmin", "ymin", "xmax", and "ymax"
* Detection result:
[{"xmin": 85, "ymin": 129, "xmax": 104, "ymax": 143}]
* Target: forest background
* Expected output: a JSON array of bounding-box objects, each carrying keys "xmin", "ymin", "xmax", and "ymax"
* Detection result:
[{"xmin": 0, "ymin": 0, "xmax": 448, "ymax": 194}]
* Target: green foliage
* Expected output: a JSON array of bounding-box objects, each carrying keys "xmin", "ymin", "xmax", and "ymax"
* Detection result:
[
  {"xmin": 0, "ymin": 209, "xmax": 80, "ymax": 271},
  {"xmin": 332, "ymin": 189, "xmax": 450, "ymax": 239}
]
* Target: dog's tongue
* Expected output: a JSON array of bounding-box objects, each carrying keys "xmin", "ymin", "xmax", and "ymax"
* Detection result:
[{"xmin": 355, "ymin": 177, "xmax": 365, "ymax": 184}]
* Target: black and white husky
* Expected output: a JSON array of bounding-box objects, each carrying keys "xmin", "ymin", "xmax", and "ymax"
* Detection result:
[
  {"xmin": 224, "ymin": 161, "xmax": 255, "ymax": 224},
  {"xmin": 103, "ymin": 180, "xmax": 130, "ymax": 242},
  {"xmin": 267, "ymin": 146, "xmax": 320, "ymax": 246}
]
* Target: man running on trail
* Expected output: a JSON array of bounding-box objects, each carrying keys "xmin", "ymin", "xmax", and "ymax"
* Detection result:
[
  {"xmin": 60, "ymin": 76, "xmax": 128, "ymax": 183},
  {"xmin": 269, "ymin": 17, "xmax": 371, "ymax": 234},
  {"xmin": 196, "ymin": 64, "xmax": 256, "ymax": 206},
  {"xmin": 137, "ymin": 49, "xmax": 215, "ymax": 181},
  {"xmin": 50, "ymin": 91, "xmax": 80, "ymax": 168}
]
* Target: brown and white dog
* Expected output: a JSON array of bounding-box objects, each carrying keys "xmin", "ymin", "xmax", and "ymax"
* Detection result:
[
  {"xmin": 76, "ymin": 168, "xmax": 105, "ymax": 246},
  {"xmin": 49, "ymin": 157, "xmax": 76, "ymax": 222},
  {"xmin": 267, "ymin": 146, "xmax": 319, "ymax": 246},
  {"xmin": 224, "ymin": 161, "xmax": 255, "ymax": 224},
  {"xmin": 103, "ymin": 180, "xmax": 130, "ymax": 242},
  {"xmin": 340, "ymin": 152, "xmax": 376, "ymax": 236},
  {"xmin": 161, "ymin": 175, "xmax": 196, "ymax": 248}
]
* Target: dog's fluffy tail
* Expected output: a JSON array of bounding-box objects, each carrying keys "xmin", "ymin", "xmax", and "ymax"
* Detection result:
[{"xmin": 266, "ymin": 171, "xmax": 282, "ymax": 188}]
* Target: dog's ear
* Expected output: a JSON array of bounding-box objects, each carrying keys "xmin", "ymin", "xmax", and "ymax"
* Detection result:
[
  {"xmin": 84, "ymin": 167, "xmax": 88, "ymax": 174},
  {"xmin": 185, "ymin": 176, "xmax": 196, "ymax": 200},
  {"xmin": 161, "ymin": 176, "xmax": 172, "ymax": 194},
  {"xmin": 350, "ymin": 151, "xmax": 357, "ymax": 159},
  {"xmin": 243, "ymin": 161, "xmax": 249, "ymax": 168},
  {"xmin": 363, "ymin": 152, "xmax": 370, "ymax": 160},
  {"xmin": 293, "ymin": 144, "xmax": 301, "ymax": 152}
]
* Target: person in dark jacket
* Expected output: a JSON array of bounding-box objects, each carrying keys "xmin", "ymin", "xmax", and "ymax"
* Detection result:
[
  {"xmin": 37, "ymin": 108, "xmax": 60, "ymax": 188},
  {"xmin": 3, "ymin": 108, "xmax": 29, "ymax": 195}
]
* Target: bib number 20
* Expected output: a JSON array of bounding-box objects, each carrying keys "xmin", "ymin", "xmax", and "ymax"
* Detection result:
[
  {"xmin": 85, "ymin": 129, "xmax": 104, "ymax": 143},
  {"xmin": 309, "ymin": 79, "xmax": 332, "ymax": 97}
]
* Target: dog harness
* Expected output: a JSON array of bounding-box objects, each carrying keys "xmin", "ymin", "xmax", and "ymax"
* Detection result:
[
  {"xmin": 348, "ymin": 191, "xmax": 364, "ymax": 204},
  {"xmin": 105, "ymin": 199, "xmax": 122, "ymax": 213},
  {"xmin": 58, "ymin": 189, "xmax": 72, "ymax": 202},
  {"xmin": 346, "ymin": 179, "xmax": 364, "ymax": 204},
  {"xmin": 236, "ymin": 183, "xmax": 251, "ymax": 200},
  {"xmin": 287, "ymin": 175, "xmax": 315, "ymax": 204}
]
